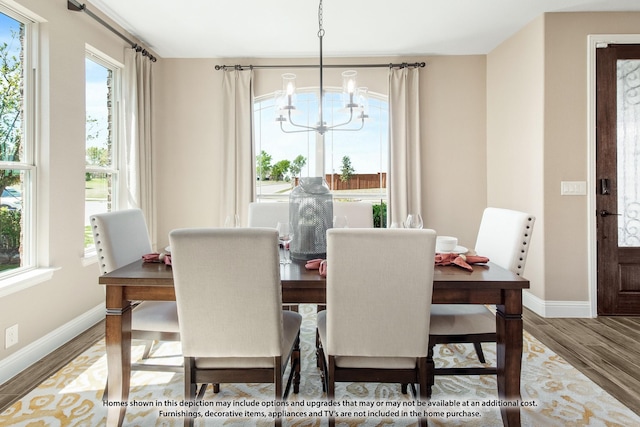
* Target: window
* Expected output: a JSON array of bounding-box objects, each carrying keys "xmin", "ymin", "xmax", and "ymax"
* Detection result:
[
  {"xmin": 0, "ymin": 7, "xmax": 36, "ymax": 276},
  {"xmin": 84, "ymin": 52, "xmax": 120, "ymax": 253},
  {"xmin": 254, "ymin": 89, "xmax": 388, "ymax": 204}
]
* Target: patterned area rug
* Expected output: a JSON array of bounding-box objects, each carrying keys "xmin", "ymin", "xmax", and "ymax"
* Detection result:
[{"xmin": 1, "ymin": 304, "xmax": 639, "ymax": 426}]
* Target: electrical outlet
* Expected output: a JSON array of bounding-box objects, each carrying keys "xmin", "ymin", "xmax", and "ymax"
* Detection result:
[{"xmin": 5, "ymin": 324, "xmax": 18, "ymax": 349}]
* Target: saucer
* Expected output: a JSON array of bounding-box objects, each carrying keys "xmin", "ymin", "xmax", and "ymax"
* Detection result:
[{"xmin": 436, "ymin": 245, "xmax": 468, "ymax": 254}]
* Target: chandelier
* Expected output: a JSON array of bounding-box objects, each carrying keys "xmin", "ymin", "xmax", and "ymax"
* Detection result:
[{"xmin": 276, "ymin": 0, "xmax": 368, "ymax": 135}]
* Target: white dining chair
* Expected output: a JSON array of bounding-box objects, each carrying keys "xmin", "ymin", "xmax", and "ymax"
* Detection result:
[
  {"xmin": 429, "ymin": 207, "xmax": 535, "ymax": 376},
  {"xmin": 90, "ymin": 209, "xmax": 181, "ymax": 393},
  {"xmin": 247, "ymin": 202, "xmax": 289, "ymax": 228},
  {"xmin": 317, "ymin": 228, "xmax": 436, "ymax": 427},
  {"xmin": 169, "ymin": 227, "xmax": 301, "ymax": 427},
  {"xmin": 333, "ymin": 201, "xmax": 374, "ymax": 228}
]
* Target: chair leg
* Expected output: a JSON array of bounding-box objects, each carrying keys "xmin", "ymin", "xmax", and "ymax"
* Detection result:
[
  {"xmin": 426, "ymin": 342, "xmax": 435, "ymax": 399},
  {"xmin": 141, "ymin": 340, "xmax": 155, "ymax": 360},
  {"xmin": 293, "ymin": 334, "xmax": 301, "ymax": 394},
  {"xmin": 473, "ymin": 342, "xmax": 487, "ymax": 363},
  {"xmin": 184, "ymin": 358, "xmax": 196, "ymax": 427},
  {"xmin": 418, "ymin": 357, "xmax": 429, "ymax": 427},
  {"xmin": 327, "ymin": 356, "xmax": 336, "ymax": 427}
]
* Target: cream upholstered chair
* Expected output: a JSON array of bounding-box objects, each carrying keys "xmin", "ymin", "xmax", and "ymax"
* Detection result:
[
  {"xmin": 169, "ymin": 227, "xmax": 301, "ymax": 427},
  {"xmin": 247, "ymin": 201, "xmax": 289, "ymax": 228},
  {"xmin": 317, "ymin": 228, "xmax": 436, "ymax": 427},
  {"xmin": 333, "ymin": 201, "xmax": 374, "ymax": 228},
  {"xmin": 429, "ymin": 207, "xmax": 535, "ymax": 376},
  {"xmin": 90, "ymin": 209, "xmax": 181, "ymax": 384}
]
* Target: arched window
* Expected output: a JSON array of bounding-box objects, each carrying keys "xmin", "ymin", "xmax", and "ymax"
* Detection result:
[{"xmin": 253, "ymin": 89, "xmax": 388, "ymax": 204}]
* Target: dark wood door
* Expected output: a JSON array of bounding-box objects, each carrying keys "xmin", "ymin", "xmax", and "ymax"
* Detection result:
[{"xmin": 596, "ymin": 44, "xmax": 640, "ymax": 315}]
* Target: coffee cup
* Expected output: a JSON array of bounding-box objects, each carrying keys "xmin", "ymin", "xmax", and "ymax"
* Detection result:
[{"xmin": 437, "ymin": 236, "xmax": 458, "ymax": 252}]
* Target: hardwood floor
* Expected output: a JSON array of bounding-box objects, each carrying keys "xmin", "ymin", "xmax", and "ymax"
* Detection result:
[
  {"xmin": 0, "ymin": 320, "xmax": 104, "ymax": 413},
  {"xmin": 2, "ymin": 310, "xmax": 640, "ymax": 417},
  {"xmin": 523, "ymin": 308, "xmax": 640, "ymax": 416}
]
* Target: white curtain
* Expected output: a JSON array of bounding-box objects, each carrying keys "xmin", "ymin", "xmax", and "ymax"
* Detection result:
[
  {"xmin": 123, "ymin": 48, "xmax": 156, "ymax": 246},
  {"xmin": 388, "ymin": 67, "xmax": 422, "ymax": 226},
  {"xmin": 220, "ymin": 69, "xmax": 255, "ymax": 226}
]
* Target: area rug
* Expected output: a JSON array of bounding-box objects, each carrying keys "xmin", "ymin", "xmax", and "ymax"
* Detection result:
[{"xmin": 1, "ymin": 304, "xmax": 639, "ymax": 426}]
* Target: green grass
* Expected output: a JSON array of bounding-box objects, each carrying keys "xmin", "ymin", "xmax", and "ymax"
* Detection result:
[{"xmin": 85, "ymin": 177, "xmax": 109, "ymax": 200}]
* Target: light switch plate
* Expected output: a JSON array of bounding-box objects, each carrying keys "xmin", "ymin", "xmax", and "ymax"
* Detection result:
[{"xmin": 561, "ymin": 181, "xmax": 587, "ymax": 196}]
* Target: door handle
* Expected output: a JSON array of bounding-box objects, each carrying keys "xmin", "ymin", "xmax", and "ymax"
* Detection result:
[{"xmin": 599, "ymin": 210, "xmax": 621, "ymax": 217}]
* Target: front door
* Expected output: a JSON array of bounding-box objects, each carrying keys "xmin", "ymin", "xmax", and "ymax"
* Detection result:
[{"xmin": 596, "ymin": 44, "xmax": 640, "ymax": 315}]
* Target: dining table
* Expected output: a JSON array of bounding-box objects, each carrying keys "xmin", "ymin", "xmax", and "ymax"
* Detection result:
[{"xmin": 99, "ymin": 257, "xmax": 529, "ymax": 427}]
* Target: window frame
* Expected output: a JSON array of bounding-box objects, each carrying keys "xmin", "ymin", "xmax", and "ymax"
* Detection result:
[
  {"xmin": 0, "ymin": 4, "xmax": 37, "ymax": 281},
  {"xmin": 83, "ymin": 47, "xmax": 122, "ymax": 257}
]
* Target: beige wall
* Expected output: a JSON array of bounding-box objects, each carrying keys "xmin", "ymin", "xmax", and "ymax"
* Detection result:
[
  {"xmin": 153, "ymin": 56, "xmax": 488, "ymax": 250},
  {"xmin": 488, "ymin": 12, "xmax": 640, "ymax": 309},
  {"xmin": 487, "ymin": 17, "xmax": 546, "ymax": 299}
]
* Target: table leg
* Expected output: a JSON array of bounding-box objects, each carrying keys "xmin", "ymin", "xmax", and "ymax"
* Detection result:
[
  {"xmin": 495, "ymin": 289, "xmax": 523, "ymax": 427},
  {"xmin": 105, "ymin": 286, "xmax": 132, "ymax": 427}
]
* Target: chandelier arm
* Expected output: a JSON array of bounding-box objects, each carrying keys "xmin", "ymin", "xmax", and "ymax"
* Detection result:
[
  {"xmin": 324, "ymin": 108, "xmax": 355, "ymax": 129},
  {"xmin": 280, "ymin": 120, "xmax": 320, "ymax": 134},
  {"xmin": 283, "ymin": 108, "xmax": 319, "ymax": 131},
  {"xmin": 326, "ymin": 112, "xmax": 366, "ymax": 132}
]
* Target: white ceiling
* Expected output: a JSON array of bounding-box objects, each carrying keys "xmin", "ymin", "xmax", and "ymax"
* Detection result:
[{"xmin": 87, "ymin": 0, "xmax": 640, "ymax": 59}]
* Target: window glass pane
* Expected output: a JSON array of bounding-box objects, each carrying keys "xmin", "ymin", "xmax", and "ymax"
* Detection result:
[
  {"xmin": 85, "ymin": 56, "xmax": 115, "ymax": 251},
  {"xmin": 0, "ymin": 171, "xmax": 24, "ymax": 272},
  {"xmin": 0, "ymin": 13, "xmax": 23, "ymax": 163},
  {"xmin": 254, "ymin": 89, "xmax": 388, "ymax": 204},
  {"xmin": 617, "ymin": 59, "xmax": 640, "ymax": 247},
  {"xmin": 0, "ymin": 11, "xmax": 30, "ymax": 274}
]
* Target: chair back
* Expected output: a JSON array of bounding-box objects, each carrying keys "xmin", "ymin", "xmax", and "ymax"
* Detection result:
[
  {"xmin": 90, "ymin": 209, "xmax": 152, "ymax": 274},
  {"xmin": 325, "ymin": 228, "xmax": 436, "ymax": 358},
  {"xmin": 333, "ymin": 202, "xmax": 374, "ymax": 228},
  {"xmin": 474, "ymin": 207, "xmax": 535, "ymax": 276},
  {"xmin": 247, "ymin": 202, "xmax": 289, "ymax": 228},
  {"xmin": 169, "ymin": 227, "xmax": 283, "ymax": 358}
]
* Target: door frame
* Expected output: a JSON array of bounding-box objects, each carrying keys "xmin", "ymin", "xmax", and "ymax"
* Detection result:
[{"xmin": 587, "ymin": 34, "xmax": 640, "ymax": 317}]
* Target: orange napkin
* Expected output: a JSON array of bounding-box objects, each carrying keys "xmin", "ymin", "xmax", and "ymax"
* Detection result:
[
  {"xmin": 305, "ymin": 258, "xmax": 327, "ymax": 277},
  {"xmin": 434, "ymin": 253, "xmax": 489, "ymax": 272}
]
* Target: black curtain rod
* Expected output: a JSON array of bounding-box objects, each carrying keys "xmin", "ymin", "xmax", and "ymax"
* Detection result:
[
  {"xmin": 214, "ymin": 62, "xmax": 426, "ymax": 71},
  {"xmin": 67, "ymin": 0, "xmax": 157, "ymax": 62}
]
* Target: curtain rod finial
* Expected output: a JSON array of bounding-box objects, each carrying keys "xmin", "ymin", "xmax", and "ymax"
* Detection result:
[{"xmin": 67, "ymin": 0, "xmax": 84, "ymax": 12}]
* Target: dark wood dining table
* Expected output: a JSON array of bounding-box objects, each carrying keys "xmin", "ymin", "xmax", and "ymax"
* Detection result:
[{"xmin": 99, "ymin": 258, "xmax": 529, "ymax": 427}]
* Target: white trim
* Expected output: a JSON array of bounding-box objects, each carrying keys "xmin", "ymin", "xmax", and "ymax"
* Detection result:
[
  {"xmin": 0, "ymin": 303, "xmax": 104, "ymax": 385},
  {"xmin": 587, "ymin": 34, "xmax": 640, "ymax": 318},
  {"xmin": 523, "ymin": 290, "xmax": 593, "ymax": 318},
  {"xmin": 0, "ymin": 267, "xmax": 58, "ymax": 298}
]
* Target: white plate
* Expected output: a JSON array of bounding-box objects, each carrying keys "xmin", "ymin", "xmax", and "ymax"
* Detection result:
[{"xmin": 436, "ymin": 245, "xmax": 468, "ymax": 254}]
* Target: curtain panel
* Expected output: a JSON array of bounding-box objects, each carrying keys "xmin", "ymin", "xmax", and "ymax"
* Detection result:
[
  {"xmin": 388, "ymin": 67, "xmax": 422, "ymax": 226},
  {"xmin": 220, "ymin": 69, "xmax": 255, "ymax": 226},
  {"xmin": 123, "ymin": 48, "xmax": 156, "ymax": 247}
]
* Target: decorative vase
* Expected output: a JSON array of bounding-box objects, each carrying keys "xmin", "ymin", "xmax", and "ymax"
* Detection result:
[{"xmin": 289, "ymin": 177, "xmax": 333, "ymax": 260}]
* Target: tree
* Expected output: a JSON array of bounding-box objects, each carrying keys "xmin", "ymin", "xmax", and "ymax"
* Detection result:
[
  {"xmin": 339, "ymin": 155, "xmax": 355, "ymax": 183},
  {"xmin": 256, "ymin": 150, "xmax": 272, "ymax": 180},
  {"xmin": 86, "ymin": 146, "xmax": 109, "ymax": 167},
  {"xmin": 289, "ymin": 154, "xmax": 307, "ymax": 179},
  {"xmin": 0, "ymin": 28, "xmax": 24, "ymax": 196},
  {"xmin": 271, "ymin": 159, "xmax": 291, "ymax": 181}
]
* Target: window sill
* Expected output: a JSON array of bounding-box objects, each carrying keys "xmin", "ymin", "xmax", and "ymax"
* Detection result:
[{"xmin": 0, "ymin": 267, "xmax": 59, "ymax": 298}]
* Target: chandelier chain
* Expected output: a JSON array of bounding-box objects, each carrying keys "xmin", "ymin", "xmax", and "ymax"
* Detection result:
[{"xmin": 318, "ymin": 0, "xmax": 324, "ymax": 38}]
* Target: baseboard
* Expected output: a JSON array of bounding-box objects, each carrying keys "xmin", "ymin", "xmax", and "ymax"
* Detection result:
[
  {"xmin": 523, "ymin": 290, "xmax": 594, "ymax": 318},
  {"xmin": 0, "ymin": 303, "xmax": 105, "ymax": 385}
]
